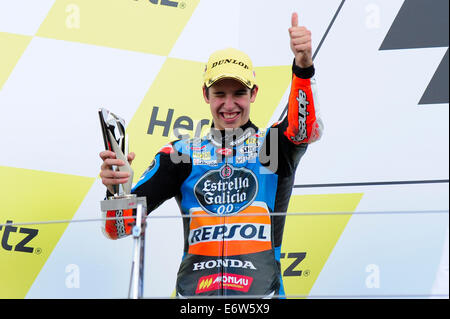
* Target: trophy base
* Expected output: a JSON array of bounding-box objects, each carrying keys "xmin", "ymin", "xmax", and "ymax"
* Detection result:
[
  {"xmin": 108, "ymin": 193, "xmax": 136, "ymax": 200},
  {"xmin": 100, "ymin": 194, "xmax": 146, "ymax": 212}
]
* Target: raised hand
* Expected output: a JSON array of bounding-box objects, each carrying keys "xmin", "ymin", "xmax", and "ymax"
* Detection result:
[{"xmin": 289, "ymin": 12, "xmax": 313, "ymax": 68}]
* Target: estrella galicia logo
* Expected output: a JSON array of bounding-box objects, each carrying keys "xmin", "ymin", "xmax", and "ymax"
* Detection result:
[{"xmin": 194, "ymin": 164, "xmax": 258, "ymax": 216}]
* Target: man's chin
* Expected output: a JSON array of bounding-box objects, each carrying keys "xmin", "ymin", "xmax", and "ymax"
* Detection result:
[
  {"xmin": 214, "ymin": 114, "xmax": 249, "ymax": 130},
  {"xmin": 221, "ymin": 122, "xmax": 242, "ymax": 130}
]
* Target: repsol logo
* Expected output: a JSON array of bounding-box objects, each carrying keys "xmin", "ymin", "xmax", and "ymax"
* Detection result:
[
  {"xmin": 189, "ymin": 223, "xmax": 270, "ymax": 245},
  {"xmin": 194, "ymin": 164, "xmax": 258, "ymax": 215},
  {"xmin": 147, "ymin": 106, "xmax": 210, "ymax": 139},
  {"xmin": 0, "ymin": 220, "xmax": 39, "ymax": 254}
]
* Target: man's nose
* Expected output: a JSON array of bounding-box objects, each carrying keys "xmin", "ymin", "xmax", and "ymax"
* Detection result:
[{"xmin": 223, "ymin": 94, "xmax": 235, "ymax": 109}]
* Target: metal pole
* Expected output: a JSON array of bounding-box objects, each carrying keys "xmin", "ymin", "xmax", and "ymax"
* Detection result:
[
  {"xmin": 100, "ymin": 195, "xmax": 147, "ymax": 299},
  {"xmin": 129, "ymin": 201, "xmax": 145, "ymax": 299}
]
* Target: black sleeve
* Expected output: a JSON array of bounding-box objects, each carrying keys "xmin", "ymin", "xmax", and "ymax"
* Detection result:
[
  {"xmin": 131, "ymin": 142, "xmax": 192, "ymax": 213},
  {"xmin": 260, "ymin": 126, "xmax": 308, "ymax": 176}
]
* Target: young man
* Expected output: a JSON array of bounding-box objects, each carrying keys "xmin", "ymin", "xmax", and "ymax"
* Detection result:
[{"xmin": 99, "ymin": 12, "xmax": 322, "ymax": 298}]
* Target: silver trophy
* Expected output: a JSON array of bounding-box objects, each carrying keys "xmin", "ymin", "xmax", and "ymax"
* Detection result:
[
  {"xmin": 98, "ymin": 108, "xmax": 147, "ymax": 299},
  {"xmin": 98, "ymin": 108, "xmax": 133, "ymax": 196}
]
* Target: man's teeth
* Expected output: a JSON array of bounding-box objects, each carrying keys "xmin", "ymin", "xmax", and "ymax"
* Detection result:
[{"xmin": 223, "ymin": 112, "xmax": 238, "ymax": 119}]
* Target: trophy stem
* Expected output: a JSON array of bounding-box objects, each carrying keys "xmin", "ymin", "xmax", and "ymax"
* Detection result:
[
  {"xmin": 100, "ymin": 195, "xmax": 147, "ymax": 299},
  {"xmin": 129, "ymin": 200, "xmax": 146, "ymax": 299}
]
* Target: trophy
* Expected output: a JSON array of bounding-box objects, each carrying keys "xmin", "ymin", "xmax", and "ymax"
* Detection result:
[
  {"xmin": 98, "ymin": 108, "xmax": 147, "ymax": 299},
  {"xmin": 98, "ymin": 108, "xmax": 133, "ymax": 195}
]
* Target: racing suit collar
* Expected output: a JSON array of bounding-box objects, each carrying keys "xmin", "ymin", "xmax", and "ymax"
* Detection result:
[{"xmin": 208, "ymin": 120, "xmax": 258, "ymax": 148}]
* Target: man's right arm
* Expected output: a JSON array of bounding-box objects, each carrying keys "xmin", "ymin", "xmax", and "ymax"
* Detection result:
[
  {"xmin": 131, "ymin": 143, "xmax": 191, "ymax": 211},
  {"xmin": 99, "ymin": 142, "xmax": 191, "ymax": 239}
]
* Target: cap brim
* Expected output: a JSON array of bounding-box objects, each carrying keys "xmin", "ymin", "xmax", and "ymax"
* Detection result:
[{"xmin": 206, "ymin": 74, "xmax": 254, "ymax": 89}]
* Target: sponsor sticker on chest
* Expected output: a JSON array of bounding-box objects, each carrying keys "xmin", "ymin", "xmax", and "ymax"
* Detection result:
[
  {"xmin": 187, "ymin": 203, "xmax": 272, "ymax": 256},
  {"xmin": 195, "ymin": 273, "xmax": 253, "ymax": 294},
  {"xmin": 194, "ymin": 164, "xmax": 258, "ymax": 216}
]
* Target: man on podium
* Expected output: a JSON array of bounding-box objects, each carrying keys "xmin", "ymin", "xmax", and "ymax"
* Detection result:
[{"xmin": 99, "ymin": 12, "xmax": 322, "ymax": 298}]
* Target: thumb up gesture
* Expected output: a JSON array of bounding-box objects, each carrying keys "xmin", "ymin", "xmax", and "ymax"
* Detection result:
[{"xmin": 289, "ymin": 12, "xmax": 313, "ymax": 68}]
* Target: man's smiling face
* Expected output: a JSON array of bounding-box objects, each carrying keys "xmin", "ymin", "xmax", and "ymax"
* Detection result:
[{"xmin": 203, "ymin": 78, "xmax": 258, "ymax": 130}]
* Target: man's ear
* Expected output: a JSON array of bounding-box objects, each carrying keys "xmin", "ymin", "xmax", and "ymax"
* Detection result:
[
  {"xmin": 202, "ymin": 85, "xmax": 210, "ymax": 103},
  {"xmin": 250, "ymin": 85, "xmax": 259, "ymax": 103}
]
